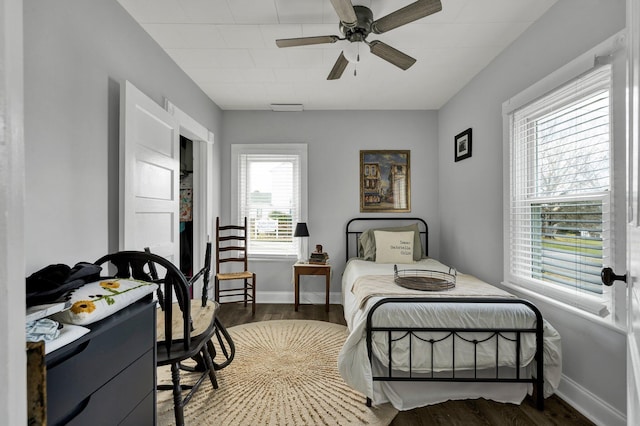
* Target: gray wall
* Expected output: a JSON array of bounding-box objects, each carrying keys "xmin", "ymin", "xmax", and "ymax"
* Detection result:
[
  {"xmin": 23, "ymin": 0, "xmax": 223, "ymax": 271},
  {"xmin": 437, "ymin": 0, "xmax": 627, "ymax": 423},
  {"xmin": 221, "ymin": 110, "xmax": 439, "ymax": 298}
]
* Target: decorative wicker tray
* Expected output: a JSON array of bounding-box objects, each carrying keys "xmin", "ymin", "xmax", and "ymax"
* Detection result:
[{"xmin": 393, "ymin": 264, "xmax": 456, "ymax": 291}]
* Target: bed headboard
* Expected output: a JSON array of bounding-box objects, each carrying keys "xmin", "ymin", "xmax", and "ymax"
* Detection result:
[{"xmin": 345, "ymin": 217, "xmax": 429, "ymax": 261}]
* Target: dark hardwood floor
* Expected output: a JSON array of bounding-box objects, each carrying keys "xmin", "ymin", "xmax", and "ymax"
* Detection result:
[{"xmin": 217, "ymin": 303, "xmax": 594, "ymax": 426}]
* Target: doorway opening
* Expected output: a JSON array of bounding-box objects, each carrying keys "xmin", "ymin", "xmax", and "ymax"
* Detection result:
[
  {"xmin": 180, "ymin": 135, "xmax": 194, "ymax": 281},
  {"xmin": 164, "ymin": 98, "xmax": 215, "ymax": 301}
]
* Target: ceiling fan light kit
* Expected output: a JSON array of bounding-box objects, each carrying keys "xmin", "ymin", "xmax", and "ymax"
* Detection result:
[
  {"xmin": 275, "ymin": 0, "xmax": 442, "ymax": 80},
  {"xmin": 343, "ymin": 41, "xmax": 365, "ymax": 63}
]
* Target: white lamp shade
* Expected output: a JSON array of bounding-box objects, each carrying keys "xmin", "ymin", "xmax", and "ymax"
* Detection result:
[{"xmin": 343, "ymin": 41, "xmax": 366, "ymax": 63}]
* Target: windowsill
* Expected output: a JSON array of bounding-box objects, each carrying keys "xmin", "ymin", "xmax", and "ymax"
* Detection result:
[
  {"xmin": 249, "ymin": 255, "xmax": 298, "ymax": 262},
  {"xmin": 500, "ymin": 280, "xmax": 626, "ymax": 335}
]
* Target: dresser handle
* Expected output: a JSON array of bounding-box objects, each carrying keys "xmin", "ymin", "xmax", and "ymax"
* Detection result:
[
  {"xmin": 57, "ymin": 394, "xmax": 91, "ymax": 425},
  {"xmin": 47, "ymin": 340, "xmax": 90, "ymax": 369}
]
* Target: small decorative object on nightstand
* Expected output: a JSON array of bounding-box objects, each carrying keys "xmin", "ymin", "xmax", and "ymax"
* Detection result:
[{"xmin": 293, "ymin": 262, "xmax": 331, "ymax": 312}]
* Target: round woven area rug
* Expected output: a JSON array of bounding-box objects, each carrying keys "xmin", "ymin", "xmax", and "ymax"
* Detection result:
[{"xmin": 157, "ymin": 320, "xmax": 397, "ymax": 425}]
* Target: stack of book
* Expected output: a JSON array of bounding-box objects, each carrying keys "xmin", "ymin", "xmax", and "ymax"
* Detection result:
[{"xmin": 309, "ymin": 252, "xmax": 329, "ymax": 264}]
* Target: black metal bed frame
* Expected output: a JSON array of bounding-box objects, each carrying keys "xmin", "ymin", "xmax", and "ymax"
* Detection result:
[{"xmin": 345, "ymin": 217, "xmax": 545, "ymax": 410}]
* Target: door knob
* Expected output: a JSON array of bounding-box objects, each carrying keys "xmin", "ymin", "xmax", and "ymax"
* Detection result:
[{"xmin": 601, "ymin": 267, "xmax": 627, "ymax": 286}]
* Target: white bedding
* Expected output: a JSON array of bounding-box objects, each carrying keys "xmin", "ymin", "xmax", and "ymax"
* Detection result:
[{"xmin": 338, "ymin": 258, "xmax": 562, "ymax": 410}]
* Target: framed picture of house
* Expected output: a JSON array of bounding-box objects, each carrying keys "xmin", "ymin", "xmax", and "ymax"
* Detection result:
[
  {"xmin": 360, "ymin": 150, "xmax": 411, "ymax": 212},
  {"xmin": 454, "ymin": 128, "xmax": 472, "ymax": 162}
]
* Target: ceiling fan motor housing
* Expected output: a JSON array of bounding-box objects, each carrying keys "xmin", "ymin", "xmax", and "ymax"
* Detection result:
[{"xmin": 339, "ymin": 6, "xmax": 373, "ymax": 42}]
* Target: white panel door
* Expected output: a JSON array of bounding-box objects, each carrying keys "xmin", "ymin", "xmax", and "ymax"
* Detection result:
[
  {"xmin": 120, "ymin": 80, "xmax": 180, "ymax": 264},
  {"xmin": 628, "ymin": 0, "xmax": 640, "ymax": 423}
]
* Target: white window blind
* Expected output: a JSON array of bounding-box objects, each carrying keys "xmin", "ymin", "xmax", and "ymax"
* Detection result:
[
  {"xmin": 508, "ymin": 65, "xmax": 612, "ymax": 306},
  {"xmin": 233, "ymin": 144, "xmax": 307, "ymax": 257}
]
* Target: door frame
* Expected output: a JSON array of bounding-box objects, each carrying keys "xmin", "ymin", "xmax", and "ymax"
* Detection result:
[
  {"xmin": 0, "ymin": 0, "xmax": 26, "ymax": 423},
  {"xmin": 627, "ymin": 0, "xmax": 640, "ymax": 423},
  {"xmin": 164, "ymin": 99, "xmax": 215, "ymax": 299}
]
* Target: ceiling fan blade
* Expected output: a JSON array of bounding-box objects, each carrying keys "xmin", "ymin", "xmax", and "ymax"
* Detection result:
[
  {"xmin": 327, "ymin": 52, "xmax": 349, "ymax": 80},
  {"xmin": 372, "ymin": 0, "xmax": 442, "ymax": 34},
  {"xmin": 368, "ymin": 40, "xmax": 416, "ymax": 70},
  {"xmin": 329, "ymin": 0, "xmax": 358, "ymax": 28},
  {"xmin": 276, "ymin": 35, "xmax": 340, "ymax": 48}
]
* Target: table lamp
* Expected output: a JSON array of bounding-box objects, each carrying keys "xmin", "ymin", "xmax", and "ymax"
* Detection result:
[{"xmin": 294, "ymin": 222, "xmax": 309, "ymax": 261}]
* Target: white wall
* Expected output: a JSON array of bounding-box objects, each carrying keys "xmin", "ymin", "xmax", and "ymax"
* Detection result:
[
  {"xmin": 437, "ymin": 0, "xmax": 627, "ymax": 424},
  {"xmin": 221, "ymin": 110, "xmax": 439, "ymax": 301},
  {"xmin": 23, "ymin": 0, "xmax": 223, "ymax": 272}
]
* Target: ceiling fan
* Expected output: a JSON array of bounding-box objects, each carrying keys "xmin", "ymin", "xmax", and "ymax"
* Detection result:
[{"xmin": 275, "ymin": 0, "xmax": 442, "ymax": 80}]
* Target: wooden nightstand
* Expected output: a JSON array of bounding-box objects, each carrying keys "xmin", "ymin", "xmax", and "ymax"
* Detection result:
[{"xmin": 293, "ymin": 262, "xmax": 331, "ymax": 312}]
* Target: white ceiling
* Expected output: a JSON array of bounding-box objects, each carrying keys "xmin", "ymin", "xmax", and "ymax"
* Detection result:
[{"xmin": 117, "ymin": 0, "xmax": 558, "ymax": 110}]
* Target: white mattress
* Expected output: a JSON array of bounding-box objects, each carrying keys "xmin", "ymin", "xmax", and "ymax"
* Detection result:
[{"xmin": 338, "ymin": 258, "xmax": 562, "ymax": 411}]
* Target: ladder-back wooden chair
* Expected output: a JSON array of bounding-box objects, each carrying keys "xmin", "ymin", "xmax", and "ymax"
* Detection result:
[{"xmin": 215, "ymin": 217, "xmax": 256, "ymax": 316}]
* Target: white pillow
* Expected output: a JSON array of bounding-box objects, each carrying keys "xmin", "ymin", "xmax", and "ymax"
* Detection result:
[
  {"xmin": 374, "ymin": 230, "xmax": 415, "ymax": 264},
  {"xmin": 51, "ymin": 279, "xmax": 157, "ymax": 325}
]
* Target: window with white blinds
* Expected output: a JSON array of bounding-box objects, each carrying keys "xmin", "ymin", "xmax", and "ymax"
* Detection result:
[
  {"xmin": 507, "ymin": 65, "xmax": 612, "ymax": 308},
  {"xmin": 232, "ymin": 144, "xmax": 307, "ymax": 257}
]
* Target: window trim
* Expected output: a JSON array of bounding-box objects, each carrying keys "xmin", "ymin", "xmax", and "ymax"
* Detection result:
[
  {"xmin": 502, "ymin": 32, "xmax": 626, "ymax": 320},
  {"xmin": 231, "ymin": 143, "xmax": 308, "ymax": 260}
]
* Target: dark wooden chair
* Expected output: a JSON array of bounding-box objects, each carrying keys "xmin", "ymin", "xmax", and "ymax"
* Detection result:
[
  {"xmin": 94, "ymin": 244, "xmax": 234, "ymax": 426},
  {"xmin": 214, "ymin": 217, "xmax": 256, "ymax": 316}
]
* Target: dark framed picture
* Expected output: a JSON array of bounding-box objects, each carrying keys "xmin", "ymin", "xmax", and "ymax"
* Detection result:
[
  {"xmin": 454, "ymin": 128, "xmax": 472, "ymax": 162},
  {"xmin": 360, "ymin": 150, "xmax": 410, "ymax": 213}
]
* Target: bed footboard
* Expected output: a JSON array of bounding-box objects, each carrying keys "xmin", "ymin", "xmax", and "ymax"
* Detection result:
[{"xmin": 365, "ymin": 297, "xmax": 545, "ymax": 410}]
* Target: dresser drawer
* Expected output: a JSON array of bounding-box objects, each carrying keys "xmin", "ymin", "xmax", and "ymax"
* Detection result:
[
  {"xmin": 47, "ymin": 300, "xmax": 155, "ymax": 425},
  {"xmin": 51, "ymin": 348, "xmax": 155, "ymax": 426},
  {"xmin": 120, "ymin": 391, "xmax": 156, "ymax": 426}
]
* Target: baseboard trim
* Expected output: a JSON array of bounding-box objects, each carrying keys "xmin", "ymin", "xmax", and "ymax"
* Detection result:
[
  {"xmin": 556, "ymin": 374, "xmax": 626, "ymax": 426},
  {"xmin": 254, "ymin": 291, "xmax": 342, "ymax": 305}
]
